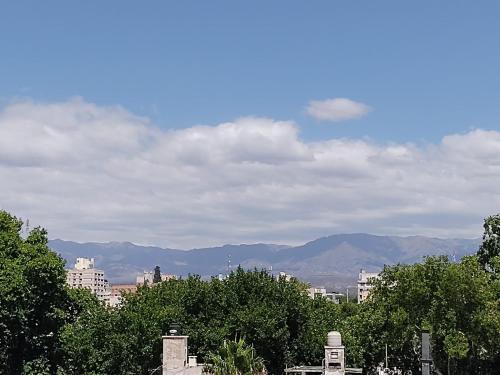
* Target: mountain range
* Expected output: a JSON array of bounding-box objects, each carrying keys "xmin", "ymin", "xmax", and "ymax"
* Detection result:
[{"xmin": 49, "ymin": 233, "xmax": 481, "ymax": 289}]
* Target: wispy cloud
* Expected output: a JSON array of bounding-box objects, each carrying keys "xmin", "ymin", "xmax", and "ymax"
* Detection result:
[
  {"xmin": 0, "ymin": 98, "xmax": 497, "ymax": 248},
  {"xmin": 306, "ymin": 97, "xmax": 371, "ymax": 122}
]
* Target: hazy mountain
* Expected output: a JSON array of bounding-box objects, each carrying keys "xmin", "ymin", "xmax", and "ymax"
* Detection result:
[{"xmin": 50, "ymin": 234, "xmax": 481, "ymax": 288}]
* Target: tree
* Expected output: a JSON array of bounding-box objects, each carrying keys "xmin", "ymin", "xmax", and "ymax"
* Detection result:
[
  {"xmin": 206, "ymin": 338, "xmax": 265, "ymax": 375},
  {"xmin": 56, "ymin": 268, "xmax": 339, "ymax": 375},
  {"xmin": 477, "ymin": 214, "xmax": 500, "ymax": 271},
  {"xmin": 153, "ymin": 265, "xmax": 161, "ymax": 283},
  {"xmin": 444, "ymin": 331, "xmax": 469, "ymax": 375},
  {"xmin": 352, "ymin": 255, "xmax": 500, "ymax": 374},
  {"xmin": 59, "ymin": 299, "xmax": 116, "ymax": 374},
  {"xmin": 0, "ymin": 211, "xmax": 73, "ymax": 374}
]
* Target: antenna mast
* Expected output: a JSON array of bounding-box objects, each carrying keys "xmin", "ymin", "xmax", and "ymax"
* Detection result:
[{"xmin": 227, "ymin": 254, "xmax": 232, "ymax": 274}]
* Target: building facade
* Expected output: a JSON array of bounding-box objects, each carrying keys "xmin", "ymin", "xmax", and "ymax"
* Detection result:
[
  {"xmin": 66, "ymin": 257, "xmax": 111, "ymax": 302},
  {"xmin": 308, "ymin": 287, "xmax": 343, "ymax": 304},
  {"xmin": 357, "ymin": 269, "xmax": 379, "ymax": 303},
  {"xmin": 136, "ymin": 270, "xmax": 176, "ymax": 285},
  {"xmin": 109, "ymin": 283, "xmax": 138, "ymax": 307}
]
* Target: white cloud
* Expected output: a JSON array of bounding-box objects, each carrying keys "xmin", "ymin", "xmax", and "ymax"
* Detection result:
[
  {"xmin": 306, "ymin": 97, "xmax": 371, "ymax": 122},
  {"xmin": 0, "ymin": 98, "xmax": 498, "ymax": 248}
]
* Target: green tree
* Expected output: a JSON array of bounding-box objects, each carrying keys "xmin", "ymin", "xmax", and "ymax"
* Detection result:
[
  {"xmin": 444, "ymin": 330, "xmax": 469, "ymax": 375},
  {"xmin": 206, "ymin": 338, "xmax": 265, "ymax": 375},
  {"xmin": 57, "ymin": 268, "xmax": 342, "ymax": 375},
  {"xmin": 58, "ymin": 290, "xmax": 113, "ymax": 375},
  {"xmin": 477, "ymin": 214, "xmax": 500, "ymax": 271},
  {"xmin": 354, "ymin": 255, "xmax": 500, "ymax": 374},
  {"xmin": 0, "ymin": 211, "xmax": 73, "ymax": 375}
]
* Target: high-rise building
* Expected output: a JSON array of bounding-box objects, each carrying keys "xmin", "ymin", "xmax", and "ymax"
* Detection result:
[
  {"xmin": 357, "ymin": 269, "xmax": 379, "ymax": 303},
  {"xmin": 66, "ymin": 257, "xmax": 110, "ymax": 302}
]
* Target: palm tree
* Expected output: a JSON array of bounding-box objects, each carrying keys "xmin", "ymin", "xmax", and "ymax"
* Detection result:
[{"xmin": 206, "ymin": 338, "xmax": 265, "ymax": 375}]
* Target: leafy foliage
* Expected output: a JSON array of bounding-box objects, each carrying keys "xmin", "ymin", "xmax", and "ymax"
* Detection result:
[
  {"xmin": 57, "ymin": 268, "xmax": 354, "ymax": 375},
  {"xmin": 478, "ymin": 214, "xmax": 500, "ymax": 271},
  {"xmin": 1, "ymin": 209, "xmax": 499, "ymax": 375},
  {"xmin": 348, "ymin": 255, "xmax": 500, "ymax": 374},
  {"xmin": 0, "ymin": 211, "xmax": 76, "ymax": 375},
  {"xmin": 206, "ymin": 338, "xmax": 265, "ymax": 375}
]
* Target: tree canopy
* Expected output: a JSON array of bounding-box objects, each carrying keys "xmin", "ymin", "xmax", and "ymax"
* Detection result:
[
  {"xmin": 478, "ymin": 214, "xmax": 500, "ymax": 272},
  {"xmin": 206, "ymin": 338, "xmax": 265, "ymax": 375},
  {"xmin": 58, "ymin": 268, "xmax": 343, "ymax": 375},
  {"xmin": 1, "ymin": 209, "xmax": 499, "ymax": 375},
  {"xmin": 344, "ymin": 255, "xmax": 500, "ymax": 374},
  {"xmin": 0, "ymin": 211, "xmax": 78, "ymax": 374}
]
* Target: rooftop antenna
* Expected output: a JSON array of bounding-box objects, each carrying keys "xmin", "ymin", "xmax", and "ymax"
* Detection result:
[{"xmin": 227, "ymin": 254, "xmax": 232, "ymax": 274}]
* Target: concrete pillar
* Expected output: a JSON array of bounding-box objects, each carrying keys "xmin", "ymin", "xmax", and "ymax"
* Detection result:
[
  {"xmin": 325, "ymin": 331, "xmax": 345, "ymax": 375},
  {"xmin": 421, "ymin": 330, "xmax": 432, "ymax": 375},
  {"xmin": 162, "ymin": 335, "xmax": 188, "ymax": 375}
]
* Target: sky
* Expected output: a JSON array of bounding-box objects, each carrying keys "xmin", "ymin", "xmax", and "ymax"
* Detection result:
[{"xmin": 1, "ymin": 1, "xmax": 500, "ymax": 248}]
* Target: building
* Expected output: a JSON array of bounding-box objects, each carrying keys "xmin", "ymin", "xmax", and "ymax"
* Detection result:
[
  {"xmin": 308, "ymin": 287, "xmax": 343, "ymax": 304},
  {"xmin": 66, "ymin": 257, "xmax": 111, "ymax": 302},
  {"xmin": 161, "ymin": 327, "xmax": 204, "ymax": 375},
  {"xmin": 136, "ymin": 270, "xmax": 176, "ymax": 285},
  {"xmin": 276, "ymin": 271, "xmax": 294, "ymax": 281},
  {"xmin": 136, "ymin": 271, "xmax": 154, "ymax": 285},
  {"xmin": 109, "ymin": 284, "xmax": 137, "ymax": 308},
  {"xmin": 357, "ymin": 269, "xmax": 379, "ymax": 303}
]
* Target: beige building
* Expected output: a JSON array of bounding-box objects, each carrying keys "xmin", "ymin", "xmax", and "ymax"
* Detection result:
[
  {"xmin": 308, "ymin": 287, "xmax": 343, "ymax": 304},
  {"xmin": 357, "ymin": 269, "xmax": 379, "ymax": 303},
  {"xmin": 109, "ymin": 284, "xmax": 137, "ymax": 307},
  {"xmin": 162, "ymin": 332, "xmax": 203, "ymax": 375},
  {"xmin": 66, "ymin": 257, "xmax": 110, "ymax": 302}
]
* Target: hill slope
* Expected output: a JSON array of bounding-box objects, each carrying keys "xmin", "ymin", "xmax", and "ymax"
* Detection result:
[{"xmin": 49, "ymin": 234, "xmax": 481, "ymax": 287}]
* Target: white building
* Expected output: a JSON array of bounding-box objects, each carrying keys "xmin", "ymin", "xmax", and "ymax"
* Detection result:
[
  {"xmin": 137, "ymin": 271, "xmax": 154, "ymax": 285},
  {"xmin": 136, "ymin": 270, "xmax": 176, "ymax": 285},
  {"xmin": 357, "ymin": 269, "xmax": 379, "ymax": 303},
  {"xmin": 276, "ymin": 271, "xmax": 293, "ymax": 281},
  {"xmin": 308, "ymin": 287, "xmax": 343, "ymax": 304},
  {"xmin": 66, "ymin": 257, "xmax": 110, "ymax": 302}
]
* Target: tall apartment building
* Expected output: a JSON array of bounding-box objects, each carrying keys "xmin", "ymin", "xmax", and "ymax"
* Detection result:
[
  {"xmin": 66, "ymin": 257, "xmax": 110, "ymax": 302},
  {"xmin": 357, "ymin": 269, "xmax": 379, "ymax": 303}
]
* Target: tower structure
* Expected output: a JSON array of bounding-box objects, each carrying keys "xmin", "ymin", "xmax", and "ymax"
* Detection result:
[
  {"xmin": 324, "ymin": 331, "xmax": 345, "ymax": 375},
  {"xmin": 162, "ymin": 326, "xmax": 188, "ymax": 375}
]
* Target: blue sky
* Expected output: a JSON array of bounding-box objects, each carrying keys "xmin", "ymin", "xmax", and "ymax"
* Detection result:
[
  {"xmin": 2, "ymin": 1, "xmax": 499, "ymax": 142},
  {"xmin": 1, "ymin": 1, "xmax": 500, "ymax": 247}
]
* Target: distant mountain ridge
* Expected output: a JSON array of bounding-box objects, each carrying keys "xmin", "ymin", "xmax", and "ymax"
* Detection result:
[{"xmin": 49, "ymin": 233, "xmax": 481, "ymax": 288}]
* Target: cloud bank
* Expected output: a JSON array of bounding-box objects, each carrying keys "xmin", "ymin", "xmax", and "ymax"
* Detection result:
[
  {"xmin": 306, "ymin": 98, "xmax": 371, "ymax": 121},
  {"xmin": 0, "ymin": 98, "xmax": 498, "ymax": 248}
]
